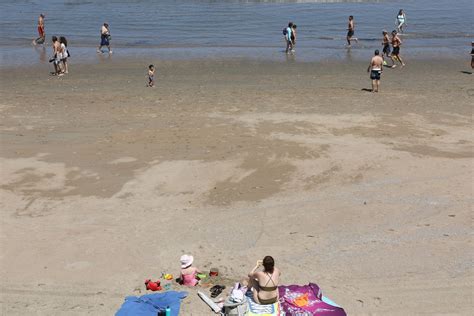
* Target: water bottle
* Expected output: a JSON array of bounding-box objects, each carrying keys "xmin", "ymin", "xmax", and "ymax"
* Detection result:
[{"xmin": 165, "ymin": 306, "xmax": 171, "ymax": 316}]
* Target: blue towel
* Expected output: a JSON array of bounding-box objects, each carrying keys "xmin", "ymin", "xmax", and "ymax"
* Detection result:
[{"xmin": 115, "ymin": 291, "xmax": 188, "ymax": 316}]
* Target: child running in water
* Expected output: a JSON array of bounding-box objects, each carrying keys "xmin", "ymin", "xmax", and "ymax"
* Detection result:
[{"xmin": 147, "ymin": 64, "xmax": 155, "ymax": 87}]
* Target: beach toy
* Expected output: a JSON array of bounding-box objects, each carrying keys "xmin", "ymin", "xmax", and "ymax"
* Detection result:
[
  {"xmin": 145, "ymin": 279, "xmax": 162, "ymax": 291},
  {"xmin": 209, "ymin": 267, "xmax": 219, "ymax": 277},
  {"xmin": 196, "ymin": 273, "xmax": 207, "ymax": 280},
  {"xmin": 163, "ymin": 273, "xmax": 173, "ymax": 280}
]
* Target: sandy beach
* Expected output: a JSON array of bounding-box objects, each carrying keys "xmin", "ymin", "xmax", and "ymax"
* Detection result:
[{"xmin": 0, "ymin": 58, "xmax": 472, "ymax": 315}]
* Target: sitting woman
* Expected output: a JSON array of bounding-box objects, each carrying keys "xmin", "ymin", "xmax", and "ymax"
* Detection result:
[
  {"xmin": 179, "ymin": 254, "xmax": 201, "ymax": 286},
  {"xmin": 247, "ymin": 256, "xmax": 280, "ymax": 305}
]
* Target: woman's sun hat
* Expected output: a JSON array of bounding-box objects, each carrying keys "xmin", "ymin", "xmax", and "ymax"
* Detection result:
[{"xmin": 180, "ymin": 254, "xmax": 194, "ymax": 268}]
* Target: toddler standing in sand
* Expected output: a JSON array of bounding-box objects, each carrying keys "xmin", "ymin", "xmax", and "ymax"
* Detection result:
[{"xmin": 147, "ymin": 65, "xmax": 155, "ymax": 87}]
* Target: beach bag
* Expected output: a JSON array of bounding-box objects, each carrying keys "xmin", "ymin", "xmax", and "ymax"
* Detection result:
[
  {"xmin": 282, "ymin": 28, "xmax": 287, "ymax": 36},
  {"xmin": 223, "ymin": 298, "xmax": 248, "ymax": 316}
]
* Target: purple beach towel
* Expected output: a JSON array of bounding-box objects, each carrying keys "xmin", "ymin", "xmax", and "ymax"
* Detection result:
[{"xmin": 279, "ymin": 283, "xmax": 346, "ymax": 315}]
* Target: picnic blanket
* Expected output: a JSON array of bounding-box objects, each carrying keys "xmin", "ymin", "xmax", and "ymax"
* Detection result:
[
  {"xmin": 246, "ymin": 292, "xmax": 280, "ymax": 316},
  {"xmin": 115, "ymin": 291, "xmax": 188, "ymax": 316},
  {"xmin": 279, "ymin": 283, "xmax": 346, "ymax": 315}
]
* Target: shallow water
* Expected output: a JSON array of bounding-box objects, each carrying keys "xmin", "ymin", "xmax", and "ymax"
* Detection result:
[{"xmin": 0, "ymin": 0, "xmax": 472, "ymax": 65}]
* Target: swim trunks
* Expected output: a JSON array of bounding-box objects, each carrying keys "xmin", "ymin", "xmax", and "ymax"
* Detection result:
[
  {"xmin": 383, "ymin": 44, "xmax": 391, "ymax": 54},
  {"xmin": 392, "ymin": 46, "xmax": 400, "ymax": 55},
  {"xmin": 100, "ymin": 35, "xmax": 110, "ymax": 46},
  {"xmin": 370, "ymin": 70, "xmax": 381, "ymax": 80},
  {"xmin": 347, "ymin": 30, "xmax": 354, "ymax": 37}
]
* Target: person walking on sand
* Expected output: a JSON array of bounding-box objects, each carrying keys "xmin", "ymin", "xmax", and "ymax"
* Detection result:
[
  {"xmin": 33, "ymin": 14, "xmax": 45, "ymax": 45},
  {"xmin": 346, "ymin": 16, "xmax": 358, "ymax": 47},
  {"xmin": 147, "ymin": 64, "xmax": 155, "ymax": 87},
  {"xmin": 381, "ymin": 30, "xmax": 394, "ymax": 67},
  {"xmin": 59, "ymin": 36, "xmax": 69, "ymax": 74},
  {"xmin": 283, "ymin": 22, "xmax": 293, "ymax": 54},
  {"xmin": 50, "ymin": 36, "xmax": 62, "ymax": 75},
  {"xmin": 97, "ymin": 23, "xmax": 112, "ymax": 54},
  {"xmin": 391, "ymin": 30, "xmax": 405, "ymax": 67},
  {"xmin": 396, "ymin": 9, "xmax": 407, "ymax": 34},
  {"xmin": 367, "ymin": 49, "xmax": 383, "ymax": 93}
]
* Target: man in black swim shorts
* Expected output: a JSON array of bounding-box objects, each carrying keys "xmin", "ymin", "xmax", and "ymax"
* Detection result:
[
  {"xmin": 346, "ymin": 16, "xmax": 358, "ymax": 47},
  {"xmin": 381, "ymin": 30, "xmax": 394, "ymax": 67},
  {"xmin": 367, "ymin": 50, "xmax": 384, "ymax": 92},
  {"xmin": 391, "ymin": 30, "xmax": 405, "ymax": 67}
]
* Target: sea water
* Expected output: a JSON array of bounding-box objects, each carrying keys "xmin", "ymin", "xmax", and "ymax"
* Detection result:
[{"xmin": 0, "ymin": 0, "xmax": 472, "ymax": 66}]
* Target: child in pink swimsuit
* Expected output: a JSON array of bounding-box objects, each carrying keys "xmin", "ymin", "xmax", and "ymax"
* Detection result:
[{"xmin": 180, "ymin": 254, "xmax": 201, "ymax": 286}]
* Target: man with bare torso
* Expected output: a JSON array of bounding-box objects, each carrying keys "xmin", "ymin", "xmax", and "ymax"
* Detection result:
[
  {"xmin": 391, "ymin": 30, "xmax": 405, "ymax": 67},
  {"xmin": 367, "ymin": 50, "xmax": 384, "ymax": 93},
  {"xmin": 33, "ymin": 14, "xmax": 45, "ymax": 45},
  {"xmin": 382, "ymin": 30, "xmax": 394, "ymax": 67},
  {"xmin": 50, "ymin": 36, "xmax": 62, "ymax": 75},
  {"xmin": 346, "ymin": 15, "xmax": 358, "ymax": 47}
]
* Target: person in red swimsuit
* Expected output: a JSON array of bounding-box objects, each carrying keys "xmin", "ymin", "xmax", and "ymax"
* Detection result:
[{"xmin": 33, "ymin": 14, "xmax": 45, "ymax": 45}]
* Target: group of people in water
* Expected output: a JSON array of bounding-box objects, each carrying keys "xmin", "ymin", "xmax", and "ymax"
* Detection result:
[
  {"xmin": 330, "ymin": 10, "xmax": 408, "ymax": 93},
  {"xmin": 283, "ymin": 22, "xmax": 298, "ymax": 54},
  {"xmin": 365, "ymin": 28, "xmax": 406, "ymax": 93},
  {"xmin": 180, "ymin": 254, "xmax": 280, "ymax": 305},
  {"xmin": 35, "ymin": 9, "xmax": 406, "ymax": 81},
  {"xmin": 32, "ymin": 15, "xmax": 113, "ymax": 76},
  {"xmin": 34, "ymin": 8, "xmax": 472, "ymax": 93},
  {"xmin": 33, "ymin": 14, "xmax": 70, "ymax": 76}
]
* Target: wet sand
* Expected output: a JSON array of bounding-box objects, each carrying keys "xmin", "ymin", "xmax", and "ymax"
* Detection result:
[{"xmin": 0, "ymin": 58, "xmax": 472, "ymax": 315}]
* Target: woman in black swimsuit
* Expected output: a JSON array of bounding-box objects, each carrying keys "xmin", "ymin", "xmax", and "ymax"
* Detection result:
[{"xmin": 247, "ymin": 256, "xmax": 281, "ymax": 305}]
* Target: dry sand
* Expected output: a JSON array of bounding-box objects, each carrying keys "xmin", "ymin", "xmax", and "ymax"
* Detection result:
[{"xmin": 0, "ymin": 58, "xmax": 472, "ymax": 315}]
